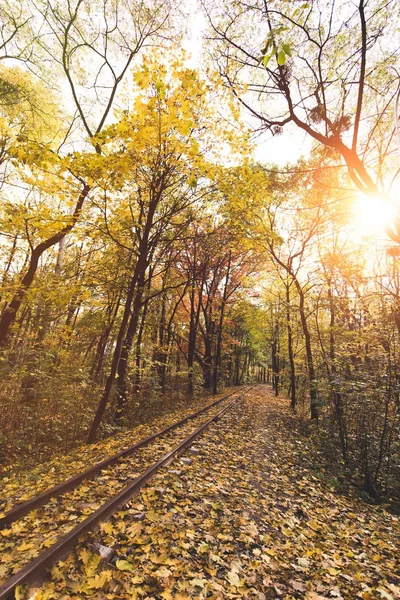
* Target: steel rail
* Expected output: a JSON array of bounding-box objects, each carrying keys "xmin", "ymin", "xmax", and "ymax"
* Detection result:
[
  {"xmin": 0, "ymin": 388, "xmax": 254, "ymax": 600},
  {"xmin": 0, "ymin": 387, "xmax": 246, "ymax": 529}
]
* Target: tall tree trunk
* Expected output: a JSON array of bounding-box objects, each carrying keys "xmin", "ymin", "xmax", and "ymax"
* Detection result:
[
  {"xmin": 87, "ymin": 191, "xmax": 159, "ymax": 442},
  {"xmin": 114, "ymin": 292, "xmax": 143, "ymax": 422},
  {"xmin": 212, "ymin": 251, "xmax": 231, "ymax": 394},
  {"xmin": 294, "ymin": 279, "xmax": 318, "ymax": 420},
  {"xmin": 188, "ymin": 276, "xmax": 204, "ymax": 395},
  {"xmin": 271, "ymin": 337, "xmax": 279, "ymax": 396},
  {"xmin": 87, "ymin": 269, "xmax": 140, "ymax": 443},
  {"xmin": 160, "ymin": 281, "xmax": 187, "ymax": 394},
  {"xmin": 90, "ymin": 296, "xmax": 121, "ymax": 381},
  {"xmin": 201, "ymin": 304, "xmax": 214, "ymax": 391},
  {"xmin": 55, "ymin": 236, "xmax": 68, "ymax": 275},
  {"xmin": 327, "ymin": 280, "xmax": 347, "ymax": 460},
  {"xmin": 156, "ymin": 292, "xmax": 167, "ymax": 394},
  {"xmin": 202, "ymin": 352, "xmax": 213, "ymax": 389},
  {"xmin": 240, "ymin": 352, "xmax": 249, "ymax": 384},
  {"xmin": 234, "ymin": 349, "xmax": 240, "ymax": 386},
  {"xmin": 114, "ymin": 263, "xmax": 150, "ymax": 422},
  {"xmin": 133, "ymin": 294, "xmax": 151, "ymax": 394},
  {"xmin": 285, "ymin": 280, "xmax": 297, "ymax": 409},
  {"xmin": 187, "ymin": 246, "xmax": 200, "ymax": 396}
]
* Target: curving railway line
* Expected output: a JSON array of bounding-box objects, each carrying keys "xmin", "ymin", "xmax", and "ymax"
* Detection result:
[{"xmin": 0, "ymin": 385, "xmax": 256, "ymax": 599}]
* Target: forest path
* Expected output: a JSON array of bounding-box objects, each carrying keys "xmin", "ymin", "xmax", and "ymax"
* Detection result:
[{"xmin": 20, "ymin": 386, "xmax": 400, "ymax": 599}]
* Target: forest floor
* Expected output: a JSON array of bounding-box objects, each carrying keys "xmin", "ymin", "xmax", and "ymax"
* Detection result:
[{"xmin": 6, "ymin": 386, "xmax": 400, "ymax": 600}]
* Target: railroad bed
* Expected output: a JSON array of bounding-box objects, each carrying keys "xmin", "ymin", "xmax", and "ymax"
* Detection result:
[
  {"xmin": 0, "ymin": 386, "xmax": 256, "ymax": 599},
  {"xmin": 0, "ymin": 387, "xmax": 246, "ymax": 512}
]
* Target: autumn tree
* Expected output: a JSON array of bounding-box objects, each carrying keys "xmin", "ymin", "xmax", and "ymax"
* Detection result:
[
  {"xmin": 178, "ymin": 225, "xmax": 256, "ymax": 393},
  {"xmin": 204, "ymin": 0, "xmax": 400, "ymax": 239},
  {"xmin": 0, "ymin": 0, "xmax": 179, "ymax": 345},
  {"xmin": 225, "ymin": 300, "xmax": 270, "ymax": 387},
  {"xmin": 86, "ymin": 58, "xmax": 245, "ymax": 441}
]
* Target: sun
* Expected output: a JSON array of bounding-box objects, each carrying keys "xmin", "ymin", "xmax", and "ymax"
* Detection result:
[{"xmin": 352, "ymin": 194, "xmax": 398, "ymax": 236}]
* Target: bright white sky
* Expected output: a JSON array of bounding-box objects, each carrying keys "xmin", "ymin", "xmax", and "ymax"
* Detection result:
[
  {"xmin": 253, "ymin": 127, "xmax": 312, "ymax": 166},
  {"xmin": 181, "ymin": 2, "xmax": 311, "ymax": 167}
]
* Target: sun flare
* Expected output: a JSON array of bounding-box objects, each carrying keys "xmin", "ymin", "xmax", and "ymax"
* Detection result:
[{"xmin": 353, "ymin": 194, "xmax": 397, "ymax": 236}]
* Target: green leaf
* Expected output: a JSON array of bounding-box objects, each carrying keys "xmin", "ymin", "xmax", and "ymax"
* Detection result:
[
  {"xmin": 277, "ymin": 51, "xmax": 287, "ymax": 66},
  {"xmin": 115, "ymin": 559, "xmax": 134, "ymax": 571},
  {"xmin": 282, "ymin": 43, "xmax": 292, "ymax": 57},
  {"xmin": 263, "ymin": 54, "xmax": 271, "ymax": 68}
]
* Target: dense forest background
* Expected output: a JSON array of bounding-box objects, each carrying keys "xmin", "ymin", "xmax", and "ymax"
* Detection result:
[{"xmin": 0, "ymin": 0, "xmax": 399, "ymax": 506}]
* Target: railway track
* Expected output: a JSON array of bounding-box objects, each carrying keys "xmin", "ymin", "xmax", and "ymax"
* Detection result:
[{"xmin": 0, "ymin": 385, "xmax": 256, "ymax": 599}]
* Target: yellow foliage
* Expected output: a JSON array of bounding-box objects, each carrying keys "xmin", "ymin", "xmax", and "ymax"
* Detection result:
[{"xmin": 0, "ymin": 64, "xmax": 65, "ymax": 149}]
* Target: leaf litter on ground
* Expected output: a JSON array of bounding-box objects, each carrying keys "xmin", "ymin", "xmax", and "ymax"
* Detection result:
[
  {"xmin": 0, "ymin": 388, "xmax": 239, "ymax": 512},
  {"xmin": 0, "ymin": 394, "xmax": 242, "ymax": 583},
  {"xmin": 7, "ymin": 386, "xmax": 400, "ymax": 599}
]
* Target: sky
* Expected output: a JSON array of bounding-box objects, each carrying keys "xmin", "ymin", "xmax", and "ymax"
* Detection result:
[
  {"xmin": 253, "ymin": 127, "xmax": 312, "ymax": 166},
  {"xmin": 181, "ymin": 1, "xmax": 311, "ymax": 167}
]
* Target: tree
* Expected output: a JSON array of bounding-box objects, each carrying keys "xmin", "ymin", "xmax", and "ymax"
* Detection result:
[
  {"xmin": 0, "ymin": 0, "xmax": 179, "ymax": 345},
  {"xmin": 86, "ymin": 58, "xmax": 241, "ymax": 441},
  {"xmin": 204, "ymin": 0, "xmax": 400, "ymax": 239},
  {"xmin": 180, "ymin": 227, "xmax": 252, "ymax": 392},
  {"xmin": 264, "ymin": 202, "xmax": 324, "ymax": 420}
]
